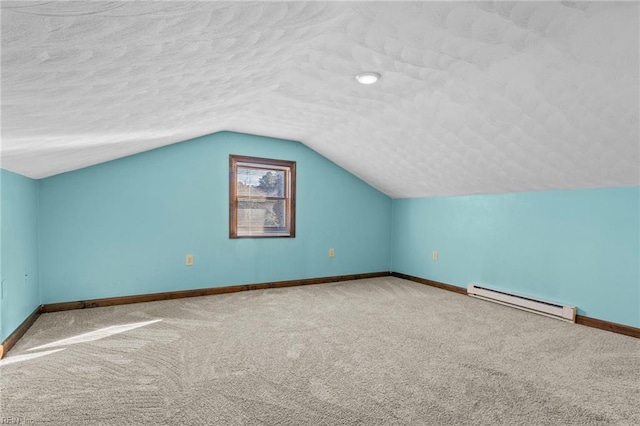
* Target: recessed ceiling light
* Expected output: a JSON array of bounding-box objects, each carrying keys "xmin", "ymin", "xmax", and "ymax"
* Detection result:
[{"xmin": 355, "ymin": 72, "xmax": 380, "ymax": 85}]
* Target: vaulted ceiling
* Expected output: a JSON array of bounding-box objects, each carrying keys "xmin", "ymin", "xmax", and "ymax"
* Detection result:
[{"xmin": 2, "ymin": 1, "xmax": 638, "ymax": 198}]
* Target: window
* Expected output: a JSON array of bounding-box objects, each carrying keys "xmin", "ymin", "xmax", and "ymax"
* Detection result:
[{"xmin": 229, "ymin": 155, "xmax": 296, "ymax": 238}]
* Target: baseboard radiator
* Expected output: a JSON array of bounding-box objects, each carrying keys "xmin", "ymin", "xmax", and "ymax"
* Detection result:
[{"xmin": 467, "ymin": 283, "xmax": 576, "ymax": 322}]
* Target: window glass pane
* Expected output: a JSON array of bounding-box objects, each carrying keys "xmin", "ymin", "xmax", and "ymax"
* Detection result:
[
  {"xmin": 238, "ymin": 200, "xmax": 287, "ymax": 230},
  {"xmin": 230, "ymin": 155, "xmax": 295, "ymax": 238},
  {"xmin": 237, "ymin": 167, "xmax": 285, "ymax": 197}
]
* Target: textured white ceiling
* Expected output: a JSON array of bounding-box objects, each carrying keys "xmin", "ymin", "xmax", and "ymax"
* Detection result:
[{"xmin": 2, "ymin": 1, "xmax": 639, "ymax": 197}]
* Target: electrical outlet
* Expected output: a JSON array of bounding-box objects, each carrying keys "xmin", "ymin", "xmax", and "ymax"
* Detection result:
[
  {"xmin": 432, "ymin": 251, "xmax": 438, "ymax": 261},
  {"xmin": 186, "ymin": 254, "xmax": 194, "ymax": 266},
  {"xmin": 329, "ymin": 248, "xmax": 335, "ymax": 258}
]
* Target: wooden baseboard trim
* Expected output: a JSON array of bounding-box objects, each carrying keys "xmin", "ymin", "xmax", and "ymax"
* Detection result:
[
  {"xmin": 1, "ymin": 272, "xmax": 389, "ymax": 357},
  {"xmin": 575, "ymin": 315, "xmax": 640, "ymax": 339},
  {"xmin": 391, "ymin": 271, "xmax": 639, "ymax": 339},
  {"xmin": 390, "ymin": 271, "xmax": 467, "ymax": 295},
  {"xmin": 4, "ymin": 271, "xmax": 634, "ymax": 358},
  {"xmin": 41, "ymin": 271, "xmax": 391, "ymax": 314},
  {"xmin": 0, "ymin": 305, "xmax": 43, "ymax": 360}
]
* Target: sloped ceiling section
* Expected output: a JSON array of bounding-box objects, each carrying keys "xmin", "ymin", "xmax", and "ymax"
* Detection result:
[{"xmin": 1, "ymin": 1, "xmax": 638, "ymax": 197}]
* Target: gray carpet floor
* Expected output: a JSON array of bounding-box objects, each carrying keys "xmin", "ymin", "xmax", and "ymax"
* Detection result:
[{"xmin": 1, "ymin": 277, "xmax": 639, "ymax": 425}]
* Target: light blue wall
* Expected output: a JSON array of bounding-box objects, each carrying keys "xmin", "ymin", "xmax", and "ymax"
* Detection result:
[
  {"xmin": 391, "ymin": 186, "xmax": 640, "ymax": 328},
  {"xmin": 39, "ymin": 132, "xmax": 392, "ymax": 303},
  {"xmin": 0, "ymin": 169, "xmax": 40, "ymax": 341},
  {"xmin": 3, "ymin": 129, "xmax": 638, "ymax": 339}
]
